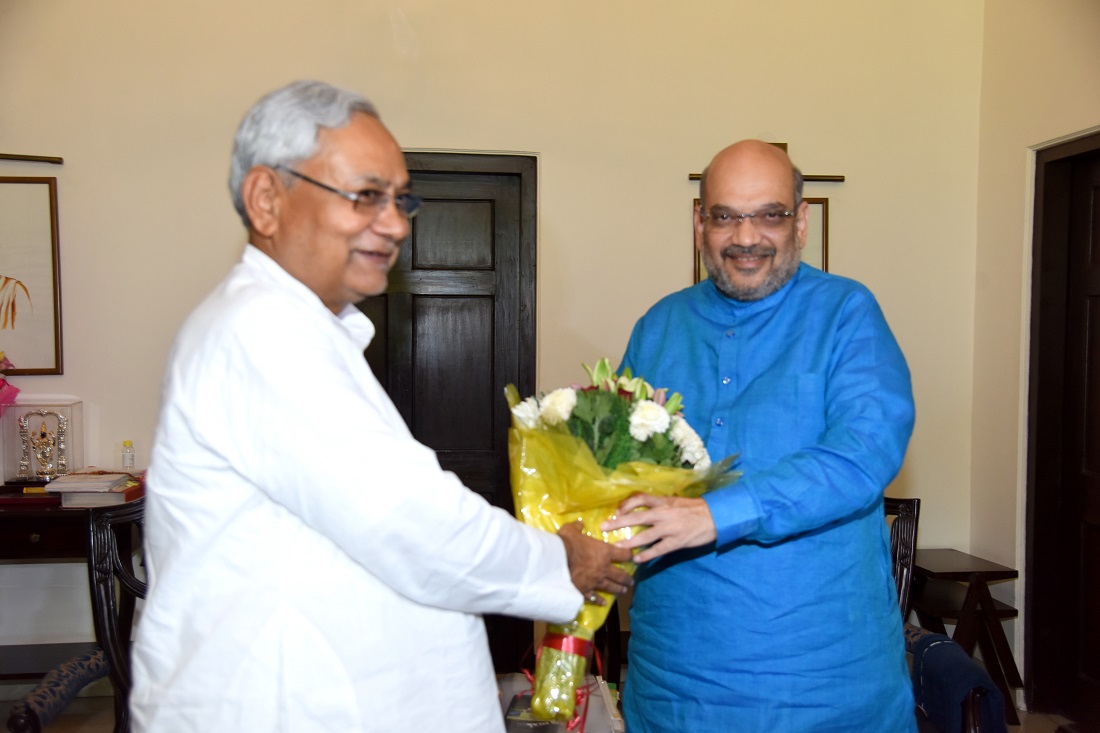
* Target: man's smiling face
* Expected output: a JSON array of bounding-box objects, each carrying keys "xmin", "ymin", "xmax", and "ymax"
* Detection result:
[
  {"xmin": 265, "ymin": 112, "xmax": 411, "ymax": 313},
  {"xmin": 696, "ymin": 140, "xmax": 808, "ymax": 302}
]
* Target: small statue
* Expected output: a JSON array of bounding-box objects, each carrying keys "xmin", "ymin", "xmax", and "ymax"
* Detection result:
[
  {"xmin": 30, "ymin": 420, "xmax": 56, "ymax": 478},
  {"xmin": 15, "ymin": 409, "xmax": 70, "ymax": 481}
]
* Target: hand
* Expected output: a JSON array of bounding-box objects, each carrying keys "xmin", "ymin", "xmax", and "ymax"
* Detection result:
[
  {"xmin": 599, "ymin": 493, "xmax": 716, "ymax": 563},
  {"xmin": 557, "ymin": 520, "xmax": 635, "ymax": 605}
]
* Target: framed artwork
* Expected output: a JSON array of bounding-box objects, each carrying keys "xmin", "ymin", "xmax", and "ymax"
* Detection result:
[
  {"xmin": 693, "ymin": 196, "xmax": 829, "ymax": 283},
  {"xmin": 693, "ymin": 198, "xmax": 704, "ymax": 283},
  {"xmin": 803, "ymin": 197, "xmax": 829, "ymax": 272},
  {"xmin": 0, "ymin": 177, "xmax": 63, "ymax": 375}
]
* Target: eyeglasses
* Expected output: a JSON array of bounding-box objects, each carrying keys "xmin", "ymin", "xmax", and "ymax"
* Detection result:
[
  {"xmin": 277, "ymin": 167, "xmax": 423, "ymax": 220},
  {"xmin": 699, "ymin": 205, "xmax": 796, "ymax": 231}
]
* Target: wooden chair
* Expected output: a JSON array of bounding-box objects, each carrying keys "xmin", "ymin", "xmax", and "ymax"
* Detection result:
[
  {"xmin": 885, "ymin": 496, "xmax": 1006, "ymax": 733},
  {"xmin": 885, "ymin": 497, "xmax": 921, "ymax": 619},
  {"xmin": 86, "ymin": 498, "xmax": 147, "ymax": 733}
]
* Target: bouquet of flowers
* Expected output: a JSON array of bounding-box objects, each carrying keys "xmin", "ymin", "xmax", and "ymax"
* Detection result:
[
  {"xmin": 0, "ymin": 351, "xmax": 19, "ymax": 417},
  {"xmin": 505, "ymin": 358, "xmax": 739, "ymax": 723}
]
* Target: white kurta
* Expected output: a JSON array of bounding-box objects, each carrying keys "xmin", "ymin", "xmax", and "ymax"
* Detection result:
[{"xmin": 130, "ymin": 245, "xmax": 581, "ymax": 732}]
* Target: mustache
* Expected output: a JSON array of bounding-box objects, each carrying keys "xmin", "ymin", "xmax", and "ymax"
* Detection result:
[{"xmin": 720, "ymin": 245, "xmax": 776, "ymax": 258}]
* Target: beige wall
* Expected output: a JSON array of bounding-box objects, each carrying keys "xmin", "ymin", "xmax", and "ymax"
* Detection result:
[
  {"xmin": 970, "ymin": 0, "xmax": 1100, "ymax": 670},
  {"xmin": 1, "ymin": 0, "xmax": 982, "ymax": 530},
  {"xmin": 0, "ymin": 0, "xmax": 1090, "ymax": 650},
  {"xmin": 974, "ymin": 0, "xmax": 1100, "ymax": 562}
]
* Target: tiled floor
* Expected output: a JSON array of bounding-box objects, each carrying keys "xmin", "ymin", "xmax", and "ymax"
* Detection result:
[
  {"xmin": 3, "ymin": 694, "xmax": 1080, "ymax": 732},
  {"xmin": 1017, "ymin": 711, "xmax": 1082, "ymax": 733}
]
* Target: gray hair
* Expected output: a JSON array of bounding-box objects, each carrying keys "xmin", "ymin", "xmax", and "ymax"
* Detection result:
[
  {"xmin": 228, "ymin": 80, "xmax": 380, "ymax": 228},
  {"xmin": 699, "ymin": 162, "xmax": 804, "ymax": 209}
]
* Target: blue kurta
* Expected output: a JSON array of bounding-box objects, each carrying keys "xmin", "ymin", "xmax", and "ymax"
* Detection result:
[{"xmin": 620, "ymin": 264, "xmax": 916, "ymax": 732}]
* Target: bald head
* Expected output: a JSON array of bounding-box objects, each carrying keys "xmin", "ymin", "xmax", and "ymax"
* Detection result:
[{"xmin": 699, "ymin": 140, "xmax": 803, "ymax": 210}]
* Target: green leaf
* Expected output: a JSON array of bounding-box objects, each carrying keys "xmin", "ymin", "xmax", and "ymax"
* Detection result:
[{"xmin": 582, "ymin": 357, "xmax": 616, "ymax": 387}]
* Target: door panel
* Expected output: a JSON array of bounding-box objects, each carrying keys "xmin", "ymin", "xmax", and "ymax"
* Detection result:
[
  {"xmin": 413, "ymin": 200, "xmax": 494, "ymax": 268},
  {"xmin": 411, "ymin": 297, "xmax": 494, "ymax": 451}
]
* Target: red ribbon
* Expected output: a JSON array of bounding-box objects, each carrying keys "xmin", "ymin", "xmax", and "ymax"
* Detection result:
[
  {"xmin": 567, "ymin": 681, "xmax": 594, "ymax": 732},
  {"xmin": 541, "ymin": 632, "xmax": 592, "ymax": 658},
  {"xmin": 524, "ymin": 635, "xmax": 597, "ymax": 732}
]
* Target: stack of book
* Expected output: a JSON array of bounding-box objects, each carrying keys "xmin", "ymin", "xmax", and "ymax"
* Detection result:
[
  {"xmin": 45, "ymin": 470, "xmax": 144, "ymax": 508},
  {"xmin": 504, "ymin": 694, "xmax": 566, "ymax": 732}
]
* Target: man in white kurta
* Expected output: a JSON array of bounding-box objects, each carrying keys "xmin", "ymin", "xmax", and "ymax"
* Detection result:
[{"xmin": 130, "ymin": 81, "xmax": 631, "ymax": 732}]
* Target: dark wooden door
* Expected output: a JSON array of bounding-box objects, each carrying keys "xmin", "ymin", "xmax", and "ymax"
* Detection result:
[
  {"xmin": 357, "ymin": 153, "xmax": 537, "ymax": 672},
  {"xmin": 1027, "ymin": 134, "xmax": 1100, "ymax": 732},
  {"xmin": 1057, "ymin": 147, "xmax": 1100, "ymax": 729}
]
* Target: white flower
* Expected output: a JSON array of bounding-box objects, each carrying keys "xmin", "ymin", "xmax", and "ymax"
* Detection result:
[
  {"xmin": 686, "ymin": 445, "xmax": 711, "ymax": 470},
  {"xmin": 511, "ymin": 397, "xmax": 541, "ymax": 429},
  {"xmin": 669, "ymin": 414, "xmax": 711, "ymax": 469},
  {"xmin": 668, "ymin": 413, "xmax": 692, "ymax": 444},
  {"xmin": 629, "ymin": 400, "xmax": 671, "ymax": 442},
  {"xmin": 539, "ymin": 388, "xmax": 577, "ymax": 425}
]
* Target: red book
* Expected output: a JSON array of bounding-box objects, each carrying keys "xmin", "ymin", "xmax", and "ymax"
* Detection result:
[{"xmin": 0, "ymin": 492, "xmax": 61, "ymax": 508}]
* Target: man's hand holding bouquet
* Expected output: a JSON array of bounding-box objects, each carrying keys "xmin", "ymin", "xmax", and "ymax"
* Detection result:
[{"xmin": 505, "ymin": 359, "xmax": 739, "ymax": 723}]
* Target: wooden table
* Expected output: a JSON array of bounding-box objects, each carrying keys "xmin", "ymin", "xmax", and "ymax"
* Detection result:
[
  {"xmin": 0, "ymin": 489, "xmax": 128, "ymax": 680},
  {"xmin": 912, "ymin": 548, "xmax": 1022, "ymax": 725}
]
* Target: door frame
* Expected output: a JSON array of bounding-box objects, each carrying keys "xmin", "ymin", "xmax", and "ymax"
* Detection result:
[{"xmin": 1025, "ymin": 130, "xmax": 1100, "ymax": 714}]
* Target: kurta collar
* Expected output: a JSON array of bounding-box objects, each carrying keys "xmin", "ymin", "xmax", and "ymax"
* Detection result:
[
  {"xmin": 242, "ymin": 244, "xmax": 377, "ymax": 350},
  {"xmin": 700, "ymin": 262, "xmax": 807, "ymax": 318}
]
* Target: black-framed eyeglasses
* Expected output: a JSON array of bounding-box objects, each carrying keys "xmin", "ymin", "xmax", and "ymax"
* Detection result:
[
  {"xmin": 277, "ymin": 166, "xmax": 422, "ymax": 220},
  {"xmin": 699, "ymin": 205, "xmax": 796, "ymax": 231}
]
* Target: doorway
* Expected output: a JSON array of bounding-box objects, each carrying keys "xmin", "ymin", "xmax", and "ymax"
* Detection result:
[
  {"xmin": 1026, "ymin": 130, "xmax": 1100, "ymax": 731},
  {"xmin": 358, "ymin": 152, "xmax": 538, "ymax": 672}
]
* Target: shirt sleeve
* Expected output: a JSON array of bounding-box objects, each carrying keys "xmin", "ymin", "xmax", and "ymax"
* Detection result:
[
  {"xmin": 179, "ymin": 292, "xmax": 582, "ymax": 623},
  {"xmin": 702, "ymin": 293, "xmax": 915, "ymax": 547}
]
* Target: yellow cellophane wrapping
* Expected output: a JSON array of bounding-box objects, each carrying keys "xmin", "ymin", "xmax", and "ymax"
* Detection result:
[{"xmin": 508, "ymin": 417, "xmax": 719, "ymax": 721}]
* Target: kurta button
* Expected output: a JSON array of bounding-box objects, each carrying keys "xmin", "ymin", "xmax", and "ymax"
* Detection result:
[
  {"xmin": 725, "ymin": 329, "xmax": 735, "ymax": 337},
  {"xmin": 721, "ymin": 377, "xmax": 731, "ymax": 385},
  {"xmin": 715, "ymin": 418, "xmax": 724, "ymax": 426}
]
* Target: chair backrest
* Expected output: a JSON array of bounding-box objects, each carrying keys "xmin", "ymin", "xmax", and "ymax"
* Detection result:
[
  {"xmin": 884, "ymin": 497, "xmax": 920, "ymax": 620},
  {"xmin": 86, "ymin": 498, "xmax": 147, "ymax": 733}
]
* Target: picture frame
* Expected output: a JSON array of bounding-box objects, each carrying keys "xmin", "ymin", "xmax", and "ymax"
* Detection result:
[
  {"xmin": 693, "ymin": 196, "xmax": 830, "ymax": 283},
  {"xmin": 0, "ymin": 177, "xmax": 63, "ymax": 375},
  {"xmin": 803, "ymin": 197, "xmax": 829, "ymax": 272}
]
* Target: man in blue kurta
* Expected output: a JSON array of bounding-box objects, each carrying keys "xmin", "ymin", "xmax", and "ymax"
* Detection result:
[{"xmin": 602, "ymin": 140, "xmax": 916, "ymax": 732}]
